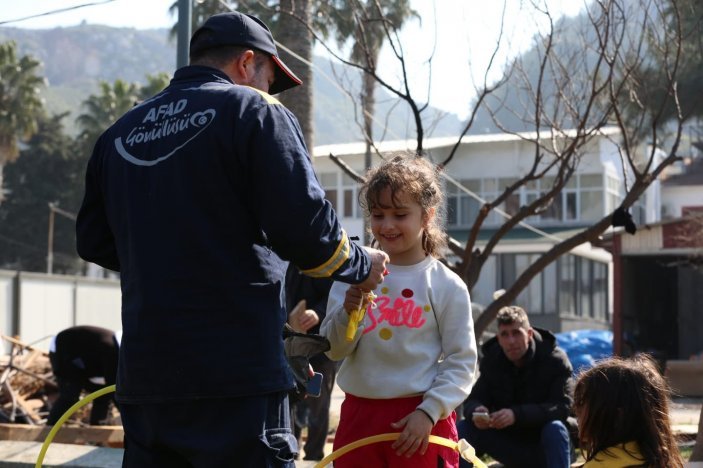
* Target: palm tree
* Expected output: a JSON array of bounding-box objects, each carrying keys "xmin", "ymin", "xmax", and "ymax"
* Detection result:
[
  {"xmin": 76, "ymin": 79, "xmax": 142, "ymax": 153},
  {"xmin": 0, "ymin": 41, "xmax": 45, "ymax": 203},
  {"xmin": 76, "ymin": 74, "xmax": 171, "ymax": 161},
  {"xmin": 276, "ymin": 0, "xmax": 315, "ymax": 148}
]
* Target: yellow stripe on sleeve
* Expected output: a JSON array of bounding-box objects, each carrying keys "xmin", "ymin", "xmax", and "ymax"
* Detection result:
[
  {"xmin": 245, "ymin": 86, "xmax": 281, "ymax": 105},
  {"xmin": 301, "ymin": 230, "xmax": 351, "ymax": 278}
]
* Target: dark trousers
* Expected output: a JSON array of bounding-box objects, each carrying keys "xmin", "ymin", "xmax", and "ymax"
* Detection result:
[
  {"xmin": 120, "ymin": 391, "xmax": 297, "ymax": 468},
  {"xmin": 47, "ymin": 377, "xmax": 112, "ymax": 425},
  {"xmin": 457, "ymin": 418, "xmax": 570, "ymax": 468},
  {"xmin": 293, "ymin": 357, "xmax": 337, "ymax": 460},
  {"xmin": 47, "ymin": 352, "xmax": 113, "ymax": 426}
]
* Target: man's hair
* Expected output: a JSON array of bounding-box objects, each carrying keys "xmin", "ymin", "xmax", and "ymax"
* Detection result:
[
  {"xmin": 190, "ymin": 31, "xmax": 268, "ymax": 70},
  {"xmin": 496, "ymin": 305, "xmax": 530, "ymax": 329}
]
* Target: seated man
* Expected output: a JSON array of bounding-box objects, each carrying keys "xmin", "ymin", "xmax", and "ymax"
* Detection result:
[{"xmin": 458, "ymin": 306, "xmax": 573, "ymax": 468}]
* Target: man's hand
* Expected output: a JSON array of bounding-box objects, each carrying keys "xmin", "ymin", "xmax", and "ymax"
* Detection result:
[
  {"xmin": 390, "ymin": 410, "xmax": 433, "ymax": 457},
  {"xmin": 471, "ymin": 405, "xmax": 491, "ymax": 430},
  {"xmin": 488, "ymin": 408, "xmax": 515, "ymax": 429},
  {"xmin": 343, "ymin": 286, "xmax": 367, "ymax": 314},
  {"xmin": 290, "ymin": 309, "xmax": 319, "ymax": 332},
  {"xmin": 356, "ymin": 247, "xmax": 389, "ymax": 291}
]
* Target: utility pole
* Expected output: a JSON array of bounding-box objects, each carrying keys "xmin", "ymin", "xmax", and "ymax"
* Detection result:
[
  {"xmin": 176, "ymin": 0, "xmax": 192, "ymax": 69},
  {"xmin": 47, "ymin": 203, "xmax": 55, "ymax": 274},
  {"xmin": 46, "ymin": 203, "xmax": 77, "ymax": 275}
]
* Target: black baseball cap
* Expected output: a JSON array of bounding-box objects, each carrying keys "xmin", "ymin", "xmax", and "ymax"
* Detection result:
[{"xmin": 189, "ymin": 11, "xmax": 303, "ymax": 95}]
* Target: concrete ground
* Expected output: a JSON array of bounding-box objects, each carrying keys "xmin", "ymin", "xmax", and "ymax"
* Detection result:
[{"xmin": 1, "ymin": 383, "xmax": 699, "ymax": 467}]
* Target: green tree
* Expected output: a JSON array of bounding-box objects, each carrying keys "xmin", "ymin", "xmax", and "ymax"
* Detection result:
[
  {"xmin": 0, "ymin": 113, "xmax": 82, "ymax": 273},
  {"xmin": 0, "ymin": 41, "xmax": 45, "ymax": 203},
  {"xmin": 76, "ymin": 74, "xmax": 170, "ymax": 156}
]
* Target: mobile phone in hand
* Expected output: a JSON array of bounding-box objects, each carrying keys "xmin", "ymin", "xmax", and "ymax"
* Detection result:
[
  {"xmin": 306, "ymin": 372, "xmax": 323, "ymax": 398},
  {"xmin": 472, "ymin": 411, "xmax": 490, "ymax": 423}
]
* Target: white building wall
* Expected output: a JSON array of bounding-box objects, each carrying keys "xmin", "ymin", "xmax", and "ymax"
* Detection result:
[{"xmin": 662, "ymin": 185, "xmax": 703, "ymax": 218}]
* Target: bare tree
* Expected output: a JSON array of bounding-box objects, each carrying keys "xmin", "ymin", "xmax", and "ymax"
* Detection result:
[{"xmin": 313, "ymin": 0, "xmax": 691, "ymax": 341}]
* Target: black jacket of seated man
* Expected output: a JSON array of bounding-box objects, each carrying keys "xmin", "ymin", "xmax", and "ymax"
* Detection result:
[
  {"xmin": 462, "ymin": 327, "xmax": 573, "ymax": 432},
  {"xmin": 47, "ymin": 325, "xmax": 119, "ymax": 426}
]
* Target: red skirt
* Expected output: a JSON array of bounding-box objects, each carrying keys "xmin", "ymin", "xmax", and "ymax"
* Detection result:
[{"xmin": 332, "ymin": 393, "xmax": 459, "ymax": 467}]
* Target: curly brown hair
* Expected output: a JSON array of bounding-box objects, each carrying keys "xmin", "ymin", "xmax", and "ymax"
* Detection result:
[
  {"xmin": 574, "ymin": 354, "xmax": 684, "ymax": 467},
  {"xmin": 359, "ymin": 153, "xmax": 446, "ymax": 258}
]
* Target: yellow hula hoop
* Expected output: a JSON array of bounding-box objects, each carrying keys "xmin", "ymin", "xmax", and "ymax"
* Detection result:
[
  {"xmin": 35, "ymin": 384, "xmax": 116, "ymax": 468},
  {"xmin": 35, "ymin": 386, "xmax": 487, "ymax": 468},
  {"xmin": 313, "ymin": 433, "xmax": 487, "ymax": 468}
]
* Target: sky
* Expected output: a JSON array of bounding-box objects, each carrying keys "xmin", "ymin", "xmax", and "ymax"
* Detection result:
[{"xmin": 0, "ymin": 0, "xmax": 586, "ymax": 120}]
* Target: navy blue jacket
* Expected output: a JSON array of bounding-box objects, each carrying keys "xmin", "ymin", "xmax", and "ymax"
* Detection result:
[
  {"xmin": 76, "ymin": 66, "xmax": 370, "ymax": 403},
  {"xmin": 463, "ymin": 328, "xmax": 573, "ymax": 434}
]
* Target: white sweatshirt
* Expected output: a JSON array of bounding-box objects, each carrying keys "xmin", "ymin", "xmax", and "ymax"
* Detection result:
[{"xmin": 320, "ymin": 255, "xmax": 478, "ymax": 424}]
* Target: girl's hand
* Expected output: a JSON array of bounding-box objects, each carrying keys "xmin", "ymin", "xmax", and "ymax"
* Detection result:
[
  {"xmin": 343, "ymin": 286, "xmax": 367, "ymax": 315},
  {"xmin": 390, "ymin": 410, "xmax": 433, "ymax": 457}
]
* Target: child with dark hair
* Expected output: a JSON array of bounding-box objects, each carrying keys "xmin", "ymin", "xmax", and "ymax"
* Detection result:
[
  {"xmin": 321, "ymin": 154, "xmax": 478, "ymax": 467},
  {"xmin": 574, "ymin": 354, "xmax": 684, "ymax": 467}
]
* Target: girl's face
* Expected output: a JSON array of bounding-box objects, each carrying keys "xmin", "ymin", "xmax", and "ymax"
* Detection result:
[{"xmin": 370, "ymin": 187, "xmax": 429, "ymax": 266}]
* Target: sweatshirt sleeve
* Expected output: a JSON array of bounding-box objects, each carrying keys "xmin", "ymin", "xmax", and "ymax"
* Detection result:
[
  {"xmin": 319, "ymin": 281, "xmax": 359, "ymax": 361},
  {"xmin": 417, "ymin": 273, "xmax": 478, "ymax": 423}
]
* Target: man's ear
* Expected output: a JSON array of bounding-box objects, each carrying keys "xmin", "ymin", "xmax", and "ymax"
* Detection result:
[
  {"xmin": 226, "ymin": 50, "xmax": 256, "ymax": 84},
  {"xmin": 527, "ymin": 327, "xmax": 534, "ymax": 340}
]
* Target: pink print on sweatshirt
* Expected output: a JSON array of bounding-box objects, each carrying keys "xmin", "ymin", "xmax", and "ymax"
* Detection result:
[{"xmin": 363, "ymin": 289, "xmax": 427, "ymax": 335}]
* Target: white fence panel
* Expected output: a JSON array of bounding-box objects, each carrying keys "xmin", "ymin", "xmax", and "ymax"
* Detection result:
[
  {"xmin": 19, "ymin": 273, "xmax": 75, "ymax": 351},
  {"xmin": 75, "ymin": 279, "xmax": 121, "ymax": 330},
  {"xmin": 0, "ymin": 270, "xmax": 15, "ymax": 353}
]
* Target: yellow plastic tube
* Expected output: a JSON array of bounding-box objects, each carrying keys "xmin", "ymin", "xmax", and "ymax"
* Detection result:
[
  {"xmin": 35, "ymin": 384, "xmax": 116, "ymax": 468},
  {"xmin": 345, "ymin": 292, "xmax": 376, "ymax": 342},
  {"xmin": 313, "ymin": 432, "xmax": 487, "ymax": 468}
]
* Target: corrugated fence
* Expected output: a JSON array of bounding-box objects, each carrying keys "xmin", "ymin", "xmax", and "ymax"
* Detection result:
[{"xmin": 0, "ymin": 269, "xmax": 121, "ymax": 353}]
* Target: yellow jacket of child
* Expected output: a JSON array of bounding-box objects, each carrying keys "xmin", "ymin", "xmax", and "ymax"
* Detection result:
[{"xmin": 581, "ymin": 441, "xmax": 646, "ymax": 467}]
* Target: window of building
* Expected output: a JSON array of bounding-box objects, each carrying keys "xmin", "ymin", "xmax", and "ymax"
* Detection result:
[
  {"xmin": 516, "ymin": 254, "xmax": 542, "ymax": 313},
  {"xmin": 447, "ymin": 173, "xmax": 612, "ymax": 227},
  {"xmin": 341, "ymin": 173, "xmax": 360, "ymax": 219},
  {"xmin": 579, "ymin": 258, "xmax": 592, "ymax": 317},
  {"xmin": 319, "ymin": 172, "xmax": 338, "ymax": 211},
  {"xmin": 475, "ymin": 252, "xmax": 608, "ymax": 320},
  {"xmin": 446, "ymin": 179, "xmax": 482, "ymax": 227},
  {"xmin": 558, "ymin": 255, "xmax": 577, "ymax": 314},
  {"xmin": 592, "ymin": 261, "xmax": 608, "ymax": 320}
]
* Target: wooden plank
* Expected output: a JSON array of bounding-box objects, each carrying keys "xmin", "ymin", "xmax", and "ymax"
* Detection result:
[
  {"xmin": 0, "ymin": 335, "xmax": 49, "ymax": 356},
  {"xmin": 0, "ymin": 423, "xmax": 124, "ymax": 448}
]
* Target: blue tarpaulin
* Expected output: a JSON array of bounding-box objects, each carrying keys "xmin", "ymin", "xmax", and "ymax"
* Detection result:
[{"xmin": 555, "ymin": 329, "xmax": 613, "ymax": 374}]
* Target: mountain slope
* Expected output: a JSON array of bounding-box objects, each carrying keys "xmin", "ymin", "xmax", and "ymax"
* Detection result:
[{"xmin": 0, "ymin": 24, "xmax": 461, "ymax": 145}]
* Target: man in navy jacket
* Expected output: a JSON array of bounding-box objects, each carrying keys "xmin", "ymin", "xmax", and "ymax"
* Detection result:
[{"xmin": 76, "ymin": 11, "xmax": 388, "ymax": 468}]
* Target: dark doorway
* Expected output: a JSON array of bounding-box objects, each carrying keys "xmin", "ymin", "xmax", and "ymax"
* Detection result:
[{"xmin": 621, "ymin": 256, "xmax": 679, "ymax": 363}]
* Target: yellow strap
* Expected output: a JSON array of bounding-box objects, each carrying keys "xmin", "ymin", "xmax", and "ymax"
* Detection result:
[
  {"xmin": 345, "ymin": 307, "xmax": 365, "ymax": 342},
  {"xmin": 344, "ymin": 291, "xmax": 376, "ymax": 342},
  {"xmin": 313, "ymin": 433, "xmax": 487, "ymax": 468},
  {"xmin": 36, "ymin": 384, "xmax": 117, "ymax": 468}
]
